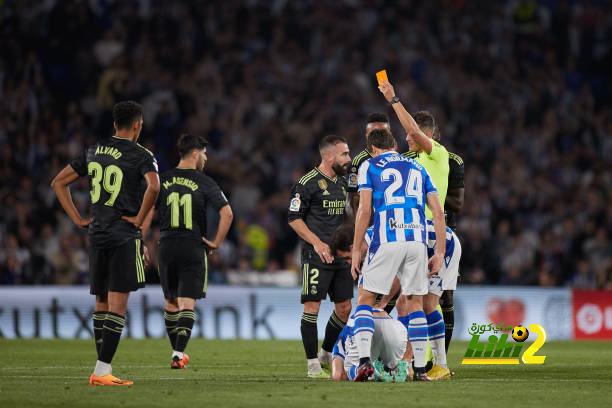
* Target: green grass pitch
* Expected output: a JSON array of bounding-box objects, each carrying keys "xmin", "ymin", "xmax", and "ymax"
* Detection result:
[{"xmin": 0, "ymin": 339, "xmax": 611, "ymax": 407}]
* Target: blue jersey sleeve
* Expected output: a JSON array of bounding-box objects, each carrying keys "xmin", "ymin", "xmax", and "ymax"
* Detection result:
[
  {"xmin": 357, "ymin": 160, "xmax": 373, "ymax": 191},
  {"xmin": 332, "ymin": 324, "xmax": 351, "ymax": 359},
  {"xmin": 422, "ymin": 167, "xmax": 438, "ymax": 197}
]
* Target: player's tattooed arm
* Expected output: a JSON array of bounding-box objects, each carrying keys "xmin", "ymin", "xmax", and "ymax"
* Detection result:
[
  {"xmin": 427, "ymin": 192, "xmax": 446, "ymax": 277},
  {"xmin": 446, "ymin": 155, "xmax": 465, "ymax": 213},
  {"xmin": 376, "ymin": 277, "xmax": 401, "ymax": 309},
  {"xmin": 445, "ymin": 187, "xmax": 464, "ymax": 213},
  {"xmin": 351, "ymin": 189, "xmax": 372, "ymax": 279},
  {"xmin": 51, "ymin": 165, "xmax": 93, "ymax": 229},
  {"xmin": 202, "ymin": 204, "xmax": 233, "ymax": 254},
  {"xmin": 347, "ymin": 191, "xmax": 359, "ymax": 222},
  {"xmin": 378, "ymin": 81, "xmax": 433, "ymax": 154},
  {"xmin": 288, "ymin": 219, "xmax": 334, "ymax": 264},
  {"xmin": 140, "ymin": 207, "xmax": 155, "ymax": 240}
]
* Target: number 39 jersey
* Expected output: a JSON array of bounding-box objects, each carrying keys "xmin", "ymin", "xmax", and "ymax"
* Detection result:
[
  {"xmin": 358, "ymin": 151, "xmax": 437, "ymax": 246},
  {"xmin": 156, "ymin": 168, "xmax": 228, "ymax": 242},
  {"xmin": 70, "ymin": 136, "xmax": 158, "ymax": 249}
]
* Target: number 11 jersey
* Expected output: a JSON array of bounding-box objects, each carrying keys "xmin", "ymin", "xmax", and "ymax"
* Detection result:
[
  {"xmin": 357, "ymin": 151, "xmax": 437, "ymax": 247},
  {"xmin": 157, "ymin": 168, "xmax": 228, "ymax": 242},
  {"xmin": 70, "ymin": 136, "xmax": 158, "ymax": 249}
]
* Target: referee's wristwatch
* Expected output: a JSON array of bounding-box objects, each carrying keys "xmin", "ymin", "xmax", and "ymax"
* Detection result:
[{"xmin": 388, "ymin": 96, "xmax": 400, "ymax": 105}]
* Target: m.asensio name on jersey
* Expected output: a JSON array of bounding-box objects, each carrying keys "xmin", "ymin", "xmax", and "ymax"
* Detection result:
[
  {"xmin": 162, "ymin": 177, "xmax": 199, "ymax": 191},
  {"xmin": 323, "ymin": 199, "xmax": 345, "ymax": 215},
  {"xmin": 95, "ymin": 146, "xmax": 122, "ymax": 160}
]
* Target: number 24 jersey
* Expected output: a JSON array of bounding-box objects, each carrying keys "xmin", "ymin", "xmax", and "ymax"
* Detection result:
[{"xmin": 357, "ymin": 151, "xmax": 437, "ymax": 247}]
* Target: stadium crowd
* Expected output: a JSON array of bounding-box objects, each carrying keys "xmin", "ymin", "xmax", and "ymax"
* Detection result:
[{"xmin": 0, "ymin": 0, "xmax": 610, "ymax": 288}]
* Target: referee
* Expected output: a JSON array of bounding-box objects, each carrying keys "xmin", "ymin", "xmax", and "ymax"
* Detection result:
[
  {"xmin": 379, "ymin": 81, "xmax": 452, "ymax": 372},
  {"xmin": 288, "ymin": 135, "xmax": 352, "ymax": 379},
  {"xmin": 154, "ymin": 134, "xmax": 233, "ymax": 369}
]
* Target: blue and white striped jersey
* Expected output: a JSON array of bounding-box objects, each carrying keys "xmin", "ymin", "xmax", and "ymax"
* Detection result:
[
  {"xmin": 332, "ymin": 310, "xmax": 391, "ymax": 360},
  {"xmin": 365, "ymin": 220, "xmax": 458, "ymax": 268},
  {"xmin": 332, "ymin": 318, "xmax": 353, "ymax": 359},
  {"xmin": 358, "ymin": 151, "xmax": 437, "ymax": 247},
  {"xmin": 425, "ymin": 219, "xmax": 457, "ymax": 268}
]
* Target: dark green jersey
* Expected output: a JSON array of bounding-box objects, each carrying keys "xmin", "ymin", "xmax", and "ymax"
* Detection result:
[
  {"xmin": 446, "ymin": 152, "xmax": 465, "ymax": 231},
  {"xmin": 70, "ymin": 136, "xmax": 158, "ymax": 249},
  {"xmin": 157, "ymin": 168, "xmax": 228, "ymax": 241},
  {"xmin": 288, "ymin": 168, "xmax": 348, "ymax": 250},
  {"xmin": 347, "ymin": 149, "xmax": 373, "ymax": 192}
]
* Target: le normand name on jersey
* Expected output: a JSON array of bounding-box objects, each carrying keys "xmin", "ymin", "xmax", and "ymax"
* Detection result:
[
  {"xmin": 374, "ymin": 153, "xmax": 422, "ymax": 169},
  {"xmin": 162, "ymin": 176, "xmax": 199, "ymax": 192}
]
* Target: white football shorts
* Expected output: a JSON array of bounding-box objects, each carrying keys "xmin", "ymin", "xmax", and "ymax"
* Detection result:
[
  {"xmin": 428, "ymin": 237, "xmax": 462, "ymax": 296},
  {"xmin": 344, "ymin": 316, "xmax": 407, "ymax": 371},
  {"xmin": 361, "ymin": 241, "xmax": 428, "ymax": 296}
]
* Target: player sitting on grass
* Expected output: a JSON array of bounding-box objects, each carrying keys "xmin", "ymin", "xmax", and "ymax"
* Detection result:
[
  {"xmin": 330, "ymin": 225, "xmax": 411, "ymax": 382},
  {"xmin": 377, "ymin": 219, "xmax": 461, "ymax": 380},
  {"xmin": 331, "ymin": 308, "xmax": 409, "ymax": 382}
]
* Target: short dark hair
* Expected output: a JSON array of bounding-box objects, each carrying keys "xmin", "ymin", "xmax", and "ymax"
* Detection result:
[
  {"xmin": 366, "ymin": 112, "xmax": 389, "ymax": 125},
  {"xmin": 367, "ymin": 128, "xmax": 395, "ymax": 151},
  {"xmin": 177, "ymin": 133, "xmax": 208, "ymax": 158},
  {"xmin": 319, "ymin": 135, "xmax": 347, "ymax": 151},
  {"xmin": 412, "ymin": 111, "xmax": 436, "ymax": 132},
  {"xmin": 433, "ymin": 126, "xmax": 441, "ymax": 141},
  {"xmin": 113, "ymin": 101, "xmax": 143, "ymax": 130},
  {"xmin": 330, "ymin": 224, "xmax": 354, "ymax": 254}
]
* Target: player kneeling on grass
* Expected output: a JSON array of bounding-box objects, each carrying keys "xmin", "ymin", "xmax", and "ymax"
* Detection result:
[
  {"xmin": 330, "ymin": 225, "xmax": 414, "ymax": 383},
  {"xmin": 375, "ymin": 219, "xmax": 460, "ymax": 380},
  {"xmin": 331, "ymin": 309, "xmax": 408, "ymax": 382},
  {"xmin": 144, "ymin": 134, "xmax": 233, "ymax": 369}
]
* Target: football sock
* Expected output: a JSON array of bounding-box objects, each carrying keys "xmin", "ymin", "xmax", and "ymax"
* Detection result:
[
  {"xmin": 321, "ymin": 311, "xmax": 346, "ymax": 353},
  {"xmin": 301, "ymin": 313, "xmax": 318, "ymax": 359},
  {"xmin": 427, "ymin": 310, "xmax": 447, "ymax": 369},
  {"xmin": 93, "ymin": 360, "xmax": 112, "ymax": 377},
  {"xmin": 347, "ymin": 365, "xmax": 358, "ymax": 381},
  {"xmin": 174, "ymin": 309, "xmax": 195, "ymax": 353},
  {"xmin": 407, "ymin": 311, "xmax": 428, "ymax": 369},
  {"xmin": 93, "ymin": 311, "xmax": 106, "ymax": 358},
  {"xmin": 398, "ymin": 315, "xmax": 410, "ymax": 331},
  {"xmin": 164, "ymin": 309, "xmax": 180, "ymax": 350},
  {"xmin": 442, "ymin": 304, "xmax": 455, "ymax": 353},
  {"xmin": 99, "ymin": 312, "xmax": 125, "ymax": 364},
  {"xmin": 353, "ymin": 305, "xmax": 374, "ymax": 360},
  {"xmin": 307, "ymin": 357, "xmax": 321, "ymax": 372}
]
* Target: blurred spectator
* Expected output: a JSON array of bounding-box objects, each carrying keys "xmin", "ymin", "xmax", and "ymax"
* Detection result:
[{"xmin": 0, "ymin": 0, "xmax": 610, "ymax": 288}]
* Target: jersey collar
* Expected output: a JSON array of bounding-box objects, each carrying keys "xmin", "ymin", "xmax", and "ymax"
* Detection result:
[
  {"xmin": 316, "ymin": 167, "xmax": 337, "ymax": 183},
  {"xmin": 379, "ymin": 150, "xmax": 398, "ymax": 157}
]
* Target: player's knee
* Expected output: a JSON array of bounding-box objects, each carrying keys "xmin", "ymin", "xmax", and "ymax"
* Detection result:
[
  {"xmin": 334, "ymin": 301, "xmax": 351, "ymax": 320},
  {"xmin": 332, "ymin": 371, "xmax": 344, "ymax": 382},
  {"xmin": 303, "ymin": 301, "xmax": 321, "ymax": 315}
]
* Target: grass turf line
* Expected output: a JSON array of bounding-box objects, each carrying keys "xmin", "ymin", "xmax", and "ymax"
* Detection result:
[{"xmin": 0, "ymin": 339, "xmax": 610, "ymax": 408}]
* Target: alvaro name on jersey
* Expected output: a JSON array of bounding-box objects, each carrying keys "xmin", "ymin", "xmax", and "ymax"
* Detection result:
[
  {"xmin": 70, "ymin": 136, "xmax": 158, "ymax": 249},
  {"xmin": 357, "ymin": 151, "xmax": 437, "ymax": 247}
]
